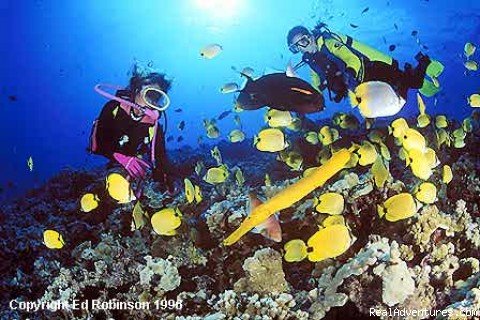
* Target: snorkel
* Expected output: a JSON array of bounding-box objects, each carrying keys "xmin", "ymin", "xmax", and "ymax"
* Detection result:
[
  {"xmin": 94, "ymin": 83, "xmax": 171, "ymax": 124},
  {"xmin": 95, "ymin": 83, "xmax": 172, "ymax": 166}
]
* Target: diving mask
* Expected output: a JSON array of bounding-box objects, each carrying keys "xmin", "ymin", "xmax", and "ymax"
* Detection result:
[
  {"xmin": 289, "ymin": 35, "xmax": 312, "ymax": 54},
  {"xmin": 139, "ymin": 87, "xmax": 170, "ymax": 112}
]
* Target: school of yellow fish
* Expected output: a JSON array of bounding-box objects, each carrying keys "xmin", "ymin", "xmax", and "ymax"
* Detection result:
[{"xmin": 44, "ymin": 41, "xmax": 479, "ymax": 271}]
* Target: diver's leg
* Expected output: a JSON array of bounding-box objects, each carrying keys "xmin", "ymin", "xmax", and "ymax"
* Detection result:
[
  {"xmin": 363, "ymin": 61, "xmax": 404, "ymax": 86},
  {"xmin": 403, "ymin": 52, "xmax": 431, "ymax": 89}
]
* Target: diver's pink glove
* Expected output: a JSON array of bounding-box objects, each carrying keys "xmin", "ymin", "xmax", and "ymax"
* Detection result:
[{"xmin": 113, "ymin": 152, "xmax": 151, "ymax": 179}]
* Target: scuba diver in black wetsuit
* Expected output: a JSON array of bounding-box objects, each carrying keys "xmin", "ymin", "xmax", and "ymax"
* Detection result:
[
  {"xmin": 286, "ymin": 24, "xmax": 443, "ymax": 104},
  {"xmin": 90, "ymin": 68, "xmax": 175, "ymax": 194}
]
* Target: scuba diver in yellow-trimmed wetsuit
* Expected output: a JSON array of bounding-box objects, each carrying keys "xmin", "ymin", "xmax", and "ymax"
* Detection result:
[{"xmin": 287, "ymin": 24, "xmax": 443, "ymax": 104}]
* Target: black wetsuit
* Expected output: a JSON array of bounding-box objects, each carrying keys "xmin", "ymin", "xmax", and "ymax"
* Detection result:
[
  {"xmin": 303, "ymin": 48, "xmax": 430, "ymax": 101},
  {"xmin": 90, "ymin": 100, "xmax": 173, "ymax": 192}
]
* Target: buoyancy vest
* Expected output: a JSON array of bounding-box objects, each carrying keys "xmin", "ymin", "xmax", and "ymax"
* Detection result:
[{"xmin": 316, "ymin": 31, "xmax": 394, "ymax": 82}]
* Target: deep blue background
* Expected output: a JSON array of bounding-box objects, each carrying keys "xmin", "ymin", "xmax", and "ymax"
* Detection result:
[{"xmin": 1, "ymin": 0, "xmax": 479, "ymax": 202}]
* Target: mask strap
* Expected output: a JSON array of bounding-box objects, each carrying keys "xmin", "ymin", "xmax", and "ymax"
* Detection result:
[{"xmin": 94, "ymin": 83, "xmax": 160, "ymax": 124}]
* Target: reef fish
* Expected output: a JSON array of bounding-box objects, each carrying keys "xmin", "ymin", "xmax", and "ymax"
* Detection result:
[
  {"xmin": 349, "ymin": 81, "xmax": 406, "ymax": 118},
  {"xmin": 43, "ymin": 230, "xmax": 65, "ymax": 249},
  {"xmin": 106, "ymin": 173, "xmax": 135, "ymax": 204},
  {"xmin": 254, "ymin": 128, "xmax": 289, "ymax": 152},
  {"xmin": 27, "ymin": 156, "xmax": 33, "ymax": 171},
  {"xmin": 224, "ymin": 149, "xmax": 352, "ymax": 246},
  {"xmin": 151, "ymin": 207, "xmax": 182, "ymax": 236},
  {"xmin": 200, "ymin": 44, "xmax": 223, "ymax": 59},
  {"xmin": 236, "ymin": 73, "xmax": 325, "ymax": 114},
  {"xmin": 248, "ymin": 193, "xmax": 282, "ymax": 242},
  {"xmin": 80, "ymin": 193, "xmax": 99, "ymax": 212}
]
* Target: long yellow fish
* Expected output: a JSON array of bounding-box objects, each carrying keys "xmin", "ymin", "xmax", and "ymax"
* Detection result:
[{"xmin": 223, "ymin": 149, "xmax": 351, "ymax": 245}]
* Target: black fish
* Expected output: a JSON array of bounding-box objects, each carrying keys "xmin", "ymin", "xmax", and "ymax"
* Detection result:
[
  {"xmin": 411, "ymin": 30, "xmax": 418, "ymax": 37},
  {"xmin": 394, "ymin": 23, "xmax": 398, "ymax": 31},
  {"xmin": 361, "ymin": 7, "xmax": 369, "ymax": 14},
  {"xmin": 167, "ymin": 135, "xmax": 174, "ymax": 142},
  {"xmin": 389, "ymin": 45, "xmax": 396, "ymax": 52},
  {"xmin": 178, "ymin": 121, "xmax": 185, "ymax": 130},
  {"xmin": 236, "ymin": 73, "xmax": 325, "ymax": 114},
  {"xmin": 217, "ymin": 110, "xmax": 232, "ymax": 120},
  {"xmin": 8, "ymin": 95, "xmax": 17, "ymax": 101},
  {"xmin": 174, "ymin": 108, "xmax": 183, "ymax": 112},
  {"xmin": 177, "ymin": 136, "xmax": 184, "ymax": 142},
  {"xmin": 382, "ymin": 36, "xmax": 387, "ymax": 44},
  {"xmin": 350, "ymin": 23, "xmax": 359, "ymax": 28}
]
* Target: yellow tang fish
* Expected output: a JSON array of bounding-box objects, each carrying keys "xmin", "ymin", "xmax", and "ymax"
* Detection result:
[
  {"xmin": 132, "ymin": 201, "xmax": 146, "ymax": 230},
  {"xmin": 264, "ymin": 173, "xmax": 272, "ymax": 187},
  {"xmin": 417, "ymin": 113, "xmax": 431, "ymax": 128},
  {"xmin": 151, "ymin": 207, "xmax": 182, "ymax": 236},
  {"xmin": 80, "ymin": 193, "xmax": 99, "ymax": 213},
  {"xmin": 318, "ymin": 126, "xmax": 340, "ymax": 146},
  {"xmin": 407, "ymin": 149, "xmax": 433, "ymax": 180},
  {"xmin": 43, "ymin": 230, "xmax": 65, "ymax": 249},
  {"xmin": 371, "ymin": 155, "xmax": 389, "ymax": 188},
  {"xmin": 235, "ymin": 168, "xmax": 245, "ymax": 187},
  {"xmin": 465, "ymin": 60, "xmax": 478, "ymax": 71},
  {"xmin": 228, "ymin": 129, "xmax": 245, "ymax": 143},
  {"xmin": 322, "ymin": 215, "xmax": 345, "ymax": 227},
  {"xmin": 464, "ymin": 42, "xmax": 476, "ymax": 58},
  {"xmin": 277, "ymin": 151, "xmax": 303, "ymax": 171},
  {"xmin": 305, "ymin": 131, "xmax": 319, "ymax": 145},
  {"xmin": 194, "ymin": 185, "xmax": 202, "ymax": 203},
  {"xmin": 307, "ymin": 224, "xmax": 351, "ymax": 262},
  {"xmin": 254, "ymin": 128, "xmax": 289, "ymax": 152},
  {"xmin": 414, "ymin": 182, "xmax": 437, "ymax": 204},
  {"xmin": 106, "ymin": 173, "xmax": 135, "ymax": 204},
  {"xmin": 314, "ymin": 193, "xmax": 344, "ymax": 215},
  {"xmin": 377, "ymin": 193, "xmax": 417, "ymax": 222},
  {"xmin": 468, "ymin": 93, "xmax": 480, "ymax": 108},
  {"xmin": 356, "ymin": 141, "xmax": 377, "ymax": 166},
  {"xmin": 435, "ymin": 115, "xmax": 448, "ymax": 129},
  {"xmin": 184, "ymin": 178, "xmax": 195, "ymax": 204},
  {"xmin": 442, "ymin": 165, "xmax": 453, "ymax": 184},
  {"xmin": 284, "ymin": 239, "xmax": 308, "ymax": 262},
  {"xmin": 402, "ymin": 128, "xmax": 426, "ymax": 152},
  {"xmin": 211, "ymin": 146, "xmax": 222, "ymax": 165},
  {"xmin": 389, "ymin": 118, "xmax": 409, "ymax": 138},
  {"xmin": 264, "ymin": 109, "xmax": 294, "ymax": 127},
  {"xmin": 203, "ymin": 165, "xmax": 229, "ymax": 184}
]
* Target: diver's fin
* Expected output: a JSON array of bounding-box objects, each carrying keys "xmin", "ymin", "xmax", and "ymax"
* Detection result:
[
  {"xmin": 425, "ymin": 60, "xmax": 444, "ymax": 78},
  {"xmin": 419, "ymin": 79, "xmax": 441, "ymax": 97}
]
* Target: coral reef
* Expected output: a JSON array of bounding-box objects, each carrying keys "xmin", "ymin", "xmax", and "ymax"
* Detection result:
[{"xmin": 1, "ymin": 117, "xmax": 480, "ymax": 319}]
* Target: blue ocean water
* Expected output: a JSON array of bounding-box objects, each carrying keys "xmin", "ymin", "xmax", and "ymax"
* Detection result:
[{"xmin": 1, "ymin": 0, "xmax": 479, "ymax": 202}]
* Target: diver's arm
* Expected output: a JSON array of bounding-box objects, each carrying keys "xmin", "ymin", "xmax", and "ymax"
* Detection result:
[{"xmin": 93, "ymin": 101, "xmax": 120, "ymax": 159}]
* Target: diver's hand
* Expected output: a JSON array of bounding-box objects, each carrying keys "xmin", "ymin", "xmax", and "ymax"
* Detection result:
[{"xmin": 113, "ymin": 152, "xmax": 151, "ymax": 179}]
